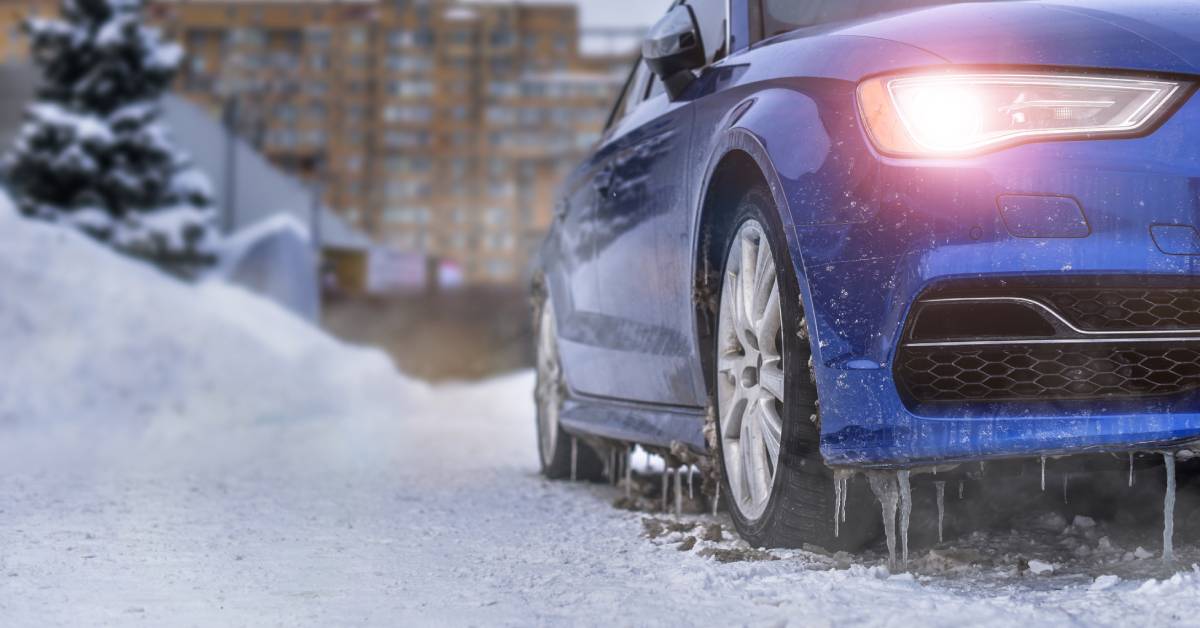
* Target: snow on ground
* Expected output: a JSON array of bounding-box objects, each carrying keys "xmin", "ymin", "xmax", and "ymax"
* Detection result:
[{"xmin": 4, "ymin": 203, "xmax": 1200, "ymax": 626}]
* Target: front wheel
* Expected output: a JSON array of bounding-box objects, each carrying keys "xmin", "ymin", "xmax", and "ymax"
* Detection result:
[{"xmin": 713, "ymin": 188, "xmax": 874, "ymax": 550}]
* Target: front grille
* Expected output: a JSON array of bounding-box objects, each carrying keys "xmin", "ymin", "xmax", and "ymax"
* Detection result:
[
  {"xmin": 1029, "ymin": 288, "xmax": 1200, "ymax": 331},
  {"xmin": 897, "ymin": 344, "xmax": 1200, "ymax": 403}
]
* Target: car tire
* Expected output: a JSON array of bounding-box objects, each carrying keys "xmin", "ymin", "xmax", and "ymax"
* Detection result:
[
  {"xmin": 713, "ymin": 185, "xmax": 876, "ymax": 550},
  {"xmin": 533, "ymin": 289, "xmax": 604, "ymax": 481}
]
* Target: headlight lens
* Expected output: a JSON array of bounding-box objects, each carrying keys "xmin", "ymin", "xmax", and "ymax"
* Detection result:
[{"xmin": 858, "ymin": 72, "xmax": 1187, "ymax": 156}]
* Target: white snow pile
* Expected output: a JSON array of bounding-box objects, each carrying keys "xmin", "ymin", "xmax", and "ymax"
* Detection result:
[{"xmin": 0, "ymin": 191, "xmax": 423, "ymax": 471}]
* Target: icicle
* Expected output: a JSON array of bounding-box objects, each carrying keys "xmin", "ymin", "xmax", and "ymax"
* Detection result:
[
  {"xmin": 624, "ymin": 447, "xmax": 633, "ymax": 499},
  {"xmin": 661, "ymin": 468, "xmax": 670, "ymax": 512},
  {"xmin": 1129, "ymin": 452, "xmax": 1135, "ymax": 488},
  {"xmin": 832, "ymin": 469, "xmax": 852, "ymax": 537},
  {"xmin": 958, "ymin": 480, "xmax": 964, "ymax": 500},
  {"xmin": 1063, "ymin": 473, "xmax": 1069, "ymax": 505},
  {"xmin": 687, "ymin": 466, "xmax": 694, "ymax": 500},
  {"xmin": 712, "ymin": 483, "xmax": 720, "ymax": 516},
  {"xmin": 934, "ymin": 481, "xmax": 946, "ymax": 544},
  {"xmin": 571, "ymin": 437, "xmax": 578, "ymax": 482},
  {"xmin": 673, "ymin": 466, "xmax": 683, "ymax": 516},
  {"xmin": 979, "ymin": 461, "xmax": 986, "ymax": 476},
  {"xmin": 841, "ymin": 476, "xmax": 849, "ymax": 523},
  {"xmin": 1163, "ymin": 452, "xmax": 1176, "ymax": 562},
  {"xmin": 1040, "ymin": 456, "xmax": 1046, "ymax": 492},
  {"xmin": 833, "ymin": 473, "xmax": 842, "ymax": 537},
  {"xmin": 867, "ymin": 472, "xmax": 899, "ymax": 570},
  {"xmin": 897, "ymin": 470, "xmax": 912, "ymax": 566}
]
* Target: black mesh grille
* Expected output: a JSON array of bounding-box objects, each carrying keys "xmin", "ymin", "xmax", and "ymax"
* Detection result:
[
  {"xmin": 896, "ymin": 344, "xmax": 1200, "ymax": 402},
  {"xmin": 1033, "ymin": 288, "xmax": 1200, "ymax": 331}
]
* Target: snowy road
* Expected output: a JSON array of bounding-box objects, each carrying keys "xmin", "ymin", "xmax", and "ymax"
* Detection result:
[
  {"xmin": 5, "ymin": 207, "xmax": 1200, "ymax": 626},
  {"xmin": 5, "ymin": 371, "xmax": 1200, "ymax": 626}
]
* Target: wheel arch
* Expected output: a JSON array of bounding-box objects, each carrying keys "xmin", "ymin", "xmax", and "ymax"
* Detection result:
[{"xmin": 692, "ymin": 127, "xmax": 815, "ymax": 407}]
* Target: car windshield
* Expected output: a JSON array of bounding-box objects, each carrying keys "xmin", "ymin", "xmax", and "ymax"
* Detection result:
[{"xmin": 763, "ymin": 0, "xmax": 1014, "ymax": 36}]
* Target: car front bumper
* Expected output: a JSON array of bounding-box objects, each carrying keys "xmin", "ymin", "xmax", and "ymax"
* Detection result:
[{"xmin": 793, "ymin": 87, "xmax": 1200, "ymax": 468}]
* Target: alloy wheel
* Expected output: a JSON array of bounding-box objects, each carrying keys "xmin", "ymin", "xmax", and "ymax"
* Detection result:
[{"xmin": 717, "ymin": 219, "xmax": 785, "ymax": 520}]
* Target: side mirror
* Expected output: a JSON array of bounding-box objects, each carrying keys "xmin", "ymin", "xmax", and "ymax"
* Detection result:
[{"xmin": 643, "ymin": 5, "xmax": 706, "ymax": 100}]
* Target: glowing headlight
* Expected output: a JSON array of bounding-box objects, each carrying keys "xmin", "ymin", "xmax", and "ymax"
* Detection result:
[{"xmin": 858, "ymin": 72, "xmax": 1188, "ymax": 156}]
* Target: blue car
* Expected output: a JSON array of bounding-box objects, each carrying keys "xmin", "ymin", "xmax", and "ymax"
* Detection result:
[{"xmin": 532, "ymin": 0, "xmax": 1200, "ymax": 548}]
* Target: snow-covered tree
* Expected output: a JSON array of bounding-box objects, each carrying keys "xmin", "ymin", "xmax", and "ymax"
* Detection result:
[{"xmin": 3, "ymin": 0, "xmax": 219, "ymax": 275}]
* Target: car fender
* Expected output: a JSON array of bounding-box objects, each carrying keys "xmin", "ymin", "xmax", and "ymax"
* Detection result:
[{"xmin": 694, "ymin": 90, "xmax": 837, "ymax": 360}]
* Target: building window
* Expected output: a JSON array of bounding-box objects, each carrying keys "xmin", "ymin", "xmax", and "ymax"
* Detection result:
[
  {"xmin": 484, "ymin": 207, "xmax": 509, "ymax": 225},
  {"xmin": 347, "ymin": 28, "xmax": 369, "ymax": 47},
  {"xmin": 384, "ymin": 206, "xmax": 432, "ymax": 225}
]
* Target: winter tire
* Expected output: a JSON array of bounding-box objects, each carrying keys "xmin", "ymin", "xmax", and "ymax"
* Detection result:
[{"xmin": 713, "ymin": 186, "xmax": 875, "ymax": 550}]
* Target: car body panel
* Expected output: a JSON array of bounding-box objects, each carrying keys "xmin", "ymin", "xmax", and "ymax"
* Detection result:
[
  {"xmin": 832, "ymin": 1, "xmax": 1200, "ymax": 73},
  {"xmin": 537, "ymin": 0, "xmax": 1200, "ymax": 467},
  {"xmin": 566, "ymin": 95, "xmax": 702, "ymax": 406}
]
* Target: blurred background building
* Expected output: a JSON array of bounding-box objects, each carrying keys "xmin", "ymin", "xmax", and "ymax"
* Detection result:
[
  {"xmin": 0, "ymin": 0, "xmax": 654, "ymax": 378},
  {"xmin": 0, "ymin": 0, "xmax": 638, "ymax": 287}
]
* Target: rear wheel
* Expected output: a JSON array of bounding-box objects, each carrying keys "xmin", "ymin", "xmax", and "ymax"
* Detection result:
[
  {"xmin": 714, "ymin": 187, "xmax": 873, "ymax": 550},
  {"xmin": 534, "ymin": 293, "xmax": 603, "ymax": 480}
]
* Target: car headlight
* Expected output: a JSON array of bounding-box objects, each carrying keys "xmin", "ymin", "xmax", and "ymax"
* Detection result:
[{"xmin": 858, "ymin": 72, "xmax": 1188, "ymax": 156}]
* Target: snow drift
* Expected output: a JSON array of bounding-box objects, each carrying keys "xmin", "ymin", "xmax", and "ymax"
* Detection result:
[{"xmin": 0, "ymin": 191, "xmax": 426, "ymax": 471}]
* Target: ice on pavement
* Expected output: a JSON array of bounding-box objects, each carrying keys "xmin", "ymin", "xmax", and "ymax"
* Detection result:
[{"xmin": 5, "ymin": 202, "xmax": 1200, "ymax": 626}]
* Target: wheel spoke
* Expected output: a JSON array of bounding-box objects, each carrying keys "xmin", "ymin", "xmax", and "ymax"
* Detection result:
[
  {"xmin": 759, "ymin": 399, "xmax": 782, "ymax": 462},
  {"xmin": 721, "ymin": 388, "xmax": 746, "ymax": 440},
  {"xmin": 719, "ymin": 270, "xmax": 740, "ymax": 345},
  {"xmin": 729, "ymin": 270, "xmax": 750, "ymax": 348},
  {"xmin": 759, "ymin": 360, "xmax": 785, "ymax": 402},
  {"xmin": 740, "ymin": 413, "xmax": 758, "ymax": 503},
  {"xmin": 743, "ymin": 401, "xmax": 771, "ymax": 502},
  {"xmin": 740, "ymin": 232, "xmax": 757, "ymax": 332},
  {"xmin": 756, "ymin": 281, "xmax": 781, "ymax": 352},
  {"xmin": 752, "ymin": 250, "xmax": 774, "ymax": 322}
]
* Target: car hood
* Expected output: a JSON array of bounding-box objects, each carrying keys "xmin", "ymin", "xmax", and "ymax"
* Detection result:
[{"xmin": 827, "ymin": 0, "xmax": 1200, "ymax": 75}]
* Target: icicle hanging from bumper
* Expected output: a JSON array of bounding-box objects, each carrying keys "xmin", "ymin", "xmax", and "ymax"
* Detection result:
[
  {"xmin": 897, "ymin": 471, "xmax": 912, "ymax": 566},
  {"xmin": 673, "ymin": 466, "xmax": 683, "ymax": 516},
  {"xmin": 1163, "ymin": 452, "xmax": 1176, "ymax": 563},
  {"xmin": 661, "ymin": 467, "xmax": 670, "ymax": 512},
  {"xmin": 867, "ymin": 472, "xmax": 900, "ymax": 570},
  {"xmin": 570, "ymin": 437, "xmax": 578, "ymax": 482},
  {"xmin": 934, "ymin": 481, "xmax": 946, "ymax": 544},
  {"xmin": 832, "ymin": 469, "xmax": 851, "ymax": 538},
  {"xmin": 1129, "ymin": 452, "xmax": 1135, "ymax": 488},
  {"xmin": 624, "ymin": 447, "xmax": 633, "ymax": 499}
]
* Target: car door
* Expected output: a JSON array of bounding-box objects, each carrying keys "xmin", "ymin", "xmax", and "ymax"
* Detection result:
[
  {"xmin": 546, "ymin": 159, "xmax": 606, "ymax": 388},
  {"xmin": 578, "ymin": 74, "xmax": 697, "ymax": 405},
  {"xmin": 552, "ymin": 58, "xmax": 660, "ymax": 397},
  {"xmin": 570, "ymin": 0, "xmax": 727, "ymax": 407}
]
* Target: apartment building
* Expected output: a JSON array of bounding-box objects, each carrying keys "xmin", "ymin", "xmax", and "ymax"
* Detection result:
[{"xmin": 0, "ymin": 0, "xmax": 635, "ymax": 284}]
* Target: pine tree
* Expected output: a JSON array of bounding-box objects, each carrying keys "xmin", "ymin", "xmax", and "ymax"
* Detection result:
[{"xmin": 4, "ymin": 0, "xmax": 219, "ymax": 275}]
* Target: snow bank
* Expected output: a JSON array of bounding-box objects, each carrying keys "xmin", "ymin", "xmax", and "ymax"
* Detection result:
[
  {"xmin": 0, "ymin": 196, "xmax": 427, "ymax": 471},
  {"xmin": 214, "ymin": 214, "xmax": 319, "ymax": 320}
]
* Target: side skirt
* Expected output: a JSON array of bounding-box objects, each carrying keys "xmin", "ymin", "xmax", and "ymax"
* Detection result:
[{"xmin": 559, "ymin": 394, "xmax": 709, "ymax": 455}]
